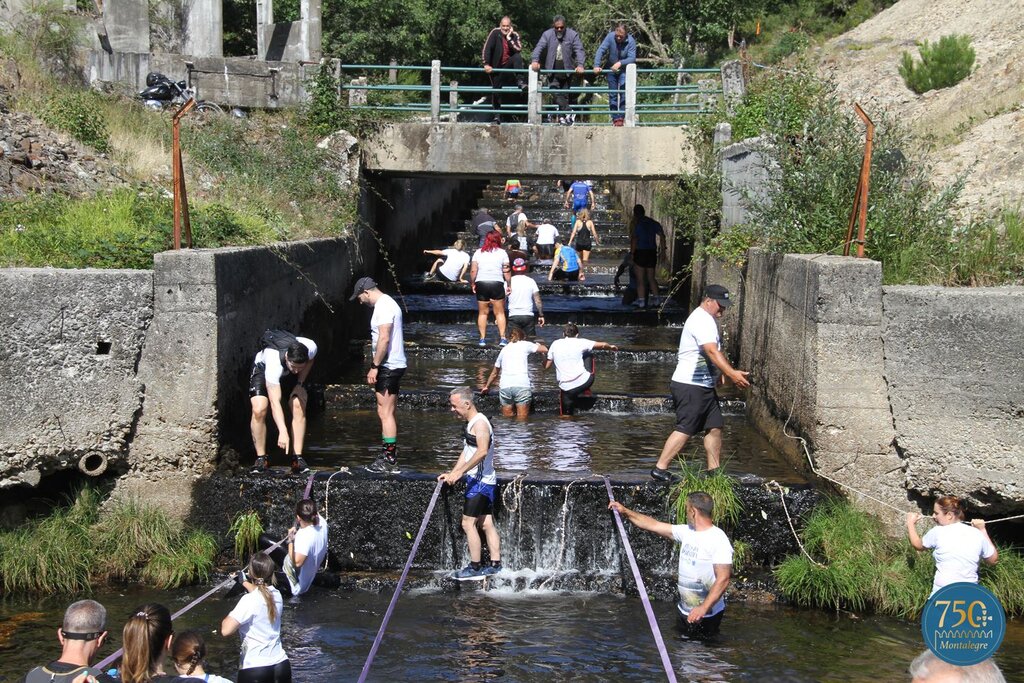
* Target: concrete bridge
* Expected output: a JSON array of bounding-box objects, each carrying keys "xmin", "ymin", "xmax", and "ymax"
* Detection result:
[{"xmin": 361, "ymin": 121, "xmax": 697, "ymax": 178}]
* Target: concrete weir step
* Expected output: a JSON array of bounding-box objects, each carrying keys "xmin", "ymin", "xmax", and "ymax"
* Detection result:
[
  {"xmin": 400, "ymin": 322, "xmax": 685, "ymax": 350},
  {"xmin": 399, "ymin": 278, "xmax": 669, "ymax": 297},
  {"xmin": 389, "ymin": 341, "xmax": 678, "ymax": 364},
  {"xmin": 398, "ymin": 294, "xmax": 686, "ymax": 326},
  {"xmin": 324, "ymin": 385, "xmax": 746, "ymax": 416}
]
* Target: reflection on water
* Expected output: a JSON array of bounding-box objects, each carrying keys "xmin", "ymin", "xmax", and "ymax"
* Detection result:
[{"xmin": 4, "ymin": 588, "xmax": 1020, "ymax": 682}]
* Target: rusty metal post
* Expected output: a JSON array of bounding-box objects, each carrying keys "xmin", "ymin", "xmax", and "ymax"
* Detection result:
[
  {"xmin": 171, "ymin": 98, "xmax": 197, "ymax": 250},
  {"xmin": 844, "ymin": 103, "xmax": 874, "ymax": 257}
]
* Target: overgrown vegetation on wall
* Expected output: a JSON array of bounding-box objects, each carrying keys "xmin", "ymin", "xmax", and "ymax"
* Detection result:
[
  {"xmin": 774, "ymin": 499, "xmax": 1024, "ymax": 618},
  {"xmin": 666, "ymin": 64, "xmax": 1024, "ymax": 286},
  {"xmin": 0, "ymin": 487, "xmax": 216, "ymax": 595}
]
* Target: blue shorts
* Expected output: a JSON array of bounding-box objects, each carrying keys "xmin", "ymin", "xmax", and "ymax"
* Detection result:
[
  {"xmin": 499, "ymin": 386, "xmax": 532, "ymax": 406},
  {"xmin": 465, "ymin": 476, "xmax": 496, "ymax": 517},
  {"xmin": 572, "ymin": 199, "xmax": 588, "ymax": 213}
]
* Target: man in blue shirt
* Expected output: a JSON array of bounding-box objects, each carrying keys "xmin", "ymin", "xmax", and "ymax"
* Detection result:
[
  {"xmin": 564, "ymin": 179, "xmax": 594, "ymax": 215},
  {"xmin": 593, "ymin": 23, "xmax": 637, "ymax": 126}
]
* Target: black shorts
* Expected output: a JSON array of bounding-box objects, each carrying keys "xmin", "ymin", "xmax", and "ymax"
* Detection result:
[
  {"xmin": 249, "ymin": 361, "xmax": 298, "ymax": 399},
  {"xmin": 375, "ymin": 367, "xmax": 405, "ymax": 395},
  {"xmin": 437, "ymin": 270, "xmax": 457, "ymax": 283},
  {"xmin": 559, "ymin": 372, "xmax": 595, "ymax": 416},
  {"xmin": 508, "ymin": 315, "xmax": 537, "ymax": 336},
  {"xmin": 670, "ymin": 381, "xmax": 723, "ymax": 435},
  {"xmin": 678, "ymin": 608, "xmax": 724, "ymax": 640},
  {"xmin": 633, "ymin": 248, "xmax": 657, "ymax": 268},
  {"xmin": 536, "ymin": 243, "xmax": 555, "ymax": 258},
  {"xmin": 574, "ymin": 235, "xmax": 592, "ymax": 252},
  {"xmin": 237, "ymin": 659, "xmax": 292, "ymax": 683},
  {"xmin": 475, "ymin": 280, "xmax": 506, "ymax": 301},
  {"xmin": 464, "ymin": 492, "xmax": 494, "ymax": 517},
  {"xmin": 552, "ymin": 269, "xmax": 580, "ymax": 282}
]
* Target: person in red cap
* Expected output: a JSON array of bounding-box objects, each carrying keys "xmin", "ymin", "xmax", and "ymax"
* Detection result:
[
  {"xmin": 651, "ymin": 284, "xmax": 750, "ymax": 481},
  {"xmin": 506, "ymin": 257, "xmax": 545, "ymax": 336}
]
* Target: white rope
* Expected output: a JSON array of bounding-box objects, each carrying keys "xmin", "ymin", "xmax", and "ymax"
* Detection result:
[
  {"xmin": 322, "ymin": 467, "xmax": 351, "ymax": 570},
  {"xmin": 767, "ymin": 480, "xmax": 824, "ymax": 568}
]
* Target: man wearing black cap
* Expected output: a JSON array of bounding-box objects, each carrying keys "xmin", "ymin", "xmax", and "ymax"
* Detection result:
[
  {"xmin": 651, "ymin": 285, "xmax": 750, "ymax": 481},
  {"xmin": 507, "ymin": 257, "xmax": 545, "ymax": 336},
  {"xmin": 23, "ymin": 599, "xmax": 115, "ymax": 683},
  {"xmin": 351, "ymin": 277, "xmax": 407, "ymax": 473}
]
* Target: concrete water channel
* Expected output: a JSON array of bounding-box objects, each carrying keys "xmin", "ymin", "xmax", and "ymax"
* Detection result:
[{"xmin": 2, "ymin": 180, "xmax": 1022, "ymax": 681}]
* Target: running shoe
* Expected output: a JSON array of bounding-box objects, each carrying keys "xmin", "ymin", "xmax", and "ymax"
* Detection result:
[
  {"xmin": 479, "ymin": 564, "xmax": 502, "ymax": 577},
  {"xmin": 477, "ymin": 338, "xmax": 487, "ymax": 347},
  {"xmin": 499, "ymin": 337, "xmax": 509, "ymax": 346},
  {"xmin": 650, "ymin": 467, "xmax": 681, "ymax": 483},
  {"xmin": 250, "ymin": 456, "xmax": 269, "ymax": 473},
  {"xmin": 365, "ymin": 455, "xmax": 399, "ymax": 474},
  {"xmin": 291, "ymin": 456, "xmax": 310, "ymax": 475},
  {"xmin": 452, "ymin": 565, "xmax": 487, "ymax": 581},
  {"xmin": 423, "ymin": 271, "xmax": 437, "ymax": 281}
]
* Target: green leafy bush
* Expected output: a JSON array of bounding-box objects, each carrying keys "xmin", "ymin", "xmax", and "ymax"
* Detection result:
[
  {"xmin": 899, "ymin": 34, "xmax": 975, "ymax": 94},
  {"xmin": 304, "ymin": 61, "xmax": 344, "ymax": 138},
  {"xmin": 41, "ymin": 91, "xmax": 111, "ymax": 152},
  {"xmin": 765, "ymin": 30, "xmax": 809, "ymax": 64},
  {"xmin": 229, "ymin": 510, "xmax": 265, "ymax": 562}
]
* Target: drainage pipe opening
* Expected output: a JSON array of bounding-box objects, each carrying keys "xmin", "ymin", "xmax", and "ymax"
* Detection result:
[{"xmin": 78, "ymin": 453, "xmax": 108, "ymax": 477}]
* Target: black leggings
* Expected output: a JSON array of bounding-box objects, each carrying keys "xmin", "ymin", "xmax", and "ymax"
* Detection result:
[{"xmin": 238, "ymin": 659, "xmax": 292, "ymax": 683}]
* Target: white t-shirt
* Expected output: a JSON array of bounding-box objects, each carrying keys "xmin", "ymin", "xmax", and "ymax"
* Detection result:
[
  {"xmin": 439, "ymin": 249, "xmax": 470, "ymax": 281},
  {"xmin": 371, "ymin": 294, "xmax": 406, "ymax": 370},
  {"xmin": 228, "ymin": 587, "xmax": 287, "ymax": 669},
  {"xmin": 508, "ymin": 275, "xmax": 540, "ymax": 316},
  {"xmin": 472, "ymin": 248, "xmax": 509, "ymax": 283},
  {"xmin": 671, "ymin": 307, "xmax": 720, "ymax": 388},
  {"xmin": 181, "ymin": 675, "xmax": 233, "ymax": 683},
  {"xmin": 536, "ymin": 223, "xmax": 558, "ymax": 245},
  {"xmin": 462, "ymin": 413, "xmax": 497, "ymax": 485},
  {"xmin": 547, "ymin": 337, "xmax": 596, "ymax": 391},
  {"xmin": 284, "ymin": 516, "xmax": 329, "ymax": 596},
  {"xmin": 255, "ymin": 337, "xmax": 318, "ymax": 385},
  {"xmin": 506, "ymin": 211, "xmax": 529, "ymax": 230},
  {"xmin": 923, "ymin": 523, "xmax": 997, "ymax": 595},
  {"xmin": 495, "ymin": 341, "xmax": 539, "ymax": 389},
  {"xmin": 671, "ymin": 524, "xmax": 733, "ymax": 617}
]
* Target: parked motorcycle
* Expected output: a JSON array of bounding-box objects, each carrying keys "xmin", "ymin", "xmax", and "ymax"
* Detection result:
[{"xmin": 139, "ymin": 72, "xmax": 223, "ymax": 114}]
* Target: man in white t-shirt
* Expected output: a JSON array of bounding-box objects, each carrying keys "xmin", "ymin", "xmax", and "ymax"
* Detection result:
[
  {"xmin": 249, "ymin": 330, "xmax": 318, "ymax": 474},
  {"xmin": 534, "ymin": 222, "xmax": 558, "ymax": 259},
  {"xmin": 423, "ymin": 239, "xmax": 471, "ymax": 283},
  {"xmin": 351, "ymin": 277, "xmax": 407, "ymax": 473},
  {"xmin": 610, "ymin": 491, "xmax": 733, "ymax": 640},
  {"xmin": 545, "ymin": 322, "xmax": 618, "ymax": 416},
  {"xmin": 283, "ymin": 498, "xmax": 329, "ymax": 596},
  {"xmin": 507, "ymin": 257, "xmax": 545, "ymax": 336},
  {"xmin": 651, "ymin": 285, "xmax": 750, "ymax": 482}
]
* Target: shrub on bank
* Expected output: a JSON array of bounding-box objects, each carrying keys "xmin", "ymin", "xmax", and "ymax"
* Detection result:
[
  {"xmin": 669, "ymin": 460, "xmax": 743, "ymax": 528},
  {"xmin": 774, "ymin": 498, "xmax": 1022, "ymax": 618},
  {"xmin": 0, "ymin": 487, "xmax": 217, "ymax": 596},
  {"xmin": 899, "ymin": 34, "xmax": 975, "ymax": 94}
]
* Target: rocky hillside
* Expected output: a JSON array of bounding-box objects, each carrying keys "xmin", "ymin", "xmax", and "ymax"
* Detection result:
[{"xmin": 819, "ymin": 0, "xmax": 1024, "ymax": 215}]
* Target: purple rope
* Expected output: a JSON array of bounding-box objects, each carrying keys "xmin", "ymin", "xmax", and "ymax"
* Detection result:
[
  {"xmin": 96, "ymin": 472, "xmax": 317, "ymax": 671},
  {"xmin": 357, "ymin": 480, "xmax": 444, "ymax": 683},
  {"xmin": 604, "ymin": 477, "xmax": 678, "ymax": 683}
]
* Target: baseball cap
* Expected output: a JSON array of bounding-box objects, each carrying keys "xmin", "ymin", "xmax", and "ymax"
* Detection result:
[
  {"xmin": 349, "ymin": 276, "xmax": 378, "ymax": 300},
  {"xmin": 512, "ymin": 257, "xmax": 528, "ymax": 273},
  {"xmin": 705, "ymin": 284, "xmax": 732, "ymax": 307}
]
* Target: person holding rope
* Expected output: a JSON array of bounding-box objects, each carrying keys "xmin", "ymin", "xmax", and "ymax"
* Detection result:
[
  {"xmin": 23, "ymin": 600, "xmax": 115, "ymax": 683},
  {"xmin": 439, "ymin": 386, "xmax": 502, "ymax": 581},
  {"xmin": 222, "ymin": 552, "xmax": 292, "ymax": 683},
  {"xmin": 609, "ymin": 491, "xmax": 733, "ymax": 640},
  {"xmin": 906, "ymin": 495, "xmax": 998, "ymax": 598}
]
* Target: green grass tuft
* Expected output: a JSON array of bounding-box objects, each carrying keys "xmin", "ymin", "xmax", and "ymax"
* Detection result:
[
  {"xmin": 228, "ymin": 510, "xmax": 264, "ymax": 562},
  {"xmin": 668, "ymin": 459, "xmax": 742, "ymax": 528},
  {"xmin": 142, "ymin": 530, "xmax": 218, "ymax": 589},
  {"xmin": 92, "ymin": 498, "xmax": 178, "ymax": 582}
]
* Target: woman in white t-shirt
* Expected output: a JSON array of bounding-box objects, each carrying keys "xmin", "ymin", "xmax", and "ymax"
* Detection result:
[
  {"xmin": 171, "ymin": 630, "xmax": 234, "ymax": 683},
  {"xmin": 480, "ymin": 326, "xmax": 548, "ymax": 419},
  {"xmin": 469, "ymin": 231, "xmax": 511, "ymax": 348},
  {"xmin": 221, "ymin": 553, "xmax": 291, "ymax": 683},
  {"xmin": 906, "ymin": 495, "xmax": 999, "ymax": 597},
  {"xmin": 423, "ymin": 239, "xmax": 470, "ymax": 283}
]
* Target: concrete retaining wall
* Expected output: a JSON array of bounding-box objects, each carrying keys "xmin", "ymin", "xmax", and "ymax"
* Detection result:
[
  {"xmin": 0, "ymin": 269, "xmax": 153, "ymax": 487},
  {"xmin": 739, "ymin": 250, "xmax": 907, "ymax": 519},
  {"xmin": 883, "ymin": 286, "xmax": 1024, "ymax": 513}
]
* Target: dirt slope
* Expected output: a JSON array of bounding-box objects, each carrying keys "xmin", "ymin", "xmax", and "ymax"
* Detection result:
[{"xmin": 819, "ymin": 0, "xmax": 1024, "ymax": 215}]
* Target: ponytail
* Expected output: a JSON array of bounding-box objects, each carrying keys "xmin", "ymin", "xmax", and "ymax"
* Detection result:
[
  {"xmin": 249, "ymin": 552, "xmax": 278, "ymax": 624},
  {"xmin": 170, "ymin": 629, "xmax": 206, "ymax": 677},
  {"xmin": 122, "ymin": 603, "xmax": 173, "ymax": 683}
]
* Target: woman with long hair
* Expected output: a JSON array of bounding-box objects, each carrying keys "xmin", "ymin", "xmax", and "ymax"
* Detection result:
[
  {"xmin": 221, "ymin": 553, "xmax": 291, "ymax": 683},
  {"xmin": 469, "ymin": 230, "xmax": 511, "ymax": 348},
  {"xmin": 567, "ymin": 207, "xmax": 599, "ymax": 272},
  {"xmin": 170, "ymin": 630, "xmax": 232, "ymax": 683},
  {"xmin": 907, "ymin": 495, "xmax": 998, "ymax": 597},
  {"xmin": 120, "ymin": 603, "xmax": 179, "ymax": 683}
]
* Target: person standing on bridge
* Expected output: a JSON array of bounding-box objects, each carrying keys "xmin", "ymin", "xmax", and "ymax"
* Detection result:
[
  {"xmin": 545, "ymin": 322, "xmax": 618, "ymax": 416},
  {"xmin": 531, "ymin": 15, "xmax": 586, "ymax": 125},
  {"xmin": 440, "ymin": 386, "xmax": 503, "ymax": 580},
  {"xmin": 351, "ymin": 277, "xmax": 407, "ymax": 474},
  {"xmin": 593, "ymin": 23, "xmax": 637, "ymax": 126},
  {"xmin": 483, "ymin": 17, "xmax": 526, "ymax": 125},
  {"xmin": 609, "ymin": 491, "xmax": 734, "ymax": 640},
  {"xmin": 651, "ymin": 285, "xmax": 750, "ymax": 481}
]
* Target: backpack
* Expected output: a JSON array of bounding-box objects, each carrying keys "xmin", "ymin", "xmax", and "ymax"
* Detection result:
[
  {"xmin": 24, "ymin": 664, "xmax": 97, "ymax": 683},
  {"xmin": 259, "ymin": 329, "xmax": 300, "ymax": 364}
]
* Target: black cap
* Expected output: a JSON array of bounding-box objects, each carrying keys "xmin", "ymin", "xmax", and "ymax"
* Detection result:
[
  {"xmin": 349, "ymin": 276, "xmax": 378, "ymax": 300},
  {"xmin": 705, "ymin": 284, "xmax": 732, "ymax": 308}
]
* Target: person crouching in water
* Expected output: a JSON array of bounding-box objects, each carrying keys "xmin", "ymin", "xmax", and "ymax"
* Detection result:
[{"xmin": 439, "ymin": 386, "xmax": 502, "ymax": 580}]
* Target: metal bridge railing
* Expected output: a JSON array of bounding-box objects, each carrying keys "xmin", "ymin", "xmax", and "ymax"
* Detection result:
[{"xmin": 338, "ymin": 61, "xmax": 727, "ymax": 126}]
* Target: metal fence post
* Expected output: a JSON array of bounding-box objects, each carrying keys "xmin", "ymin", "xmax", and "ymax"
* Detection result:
[
  {"xmin": 449, "ymin": 80, "xmax": 459, "ymax": 123},
  {"xmin": 624, "ymin": 63, "xmax": 637, "ymax": 127},
  {"xmin": 430, "ymin": 60, "xmax": 441, "ymax": 123},
  {"xmin": 527, "ymin": 68, "xmax": 540, "ymax": 125}
]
